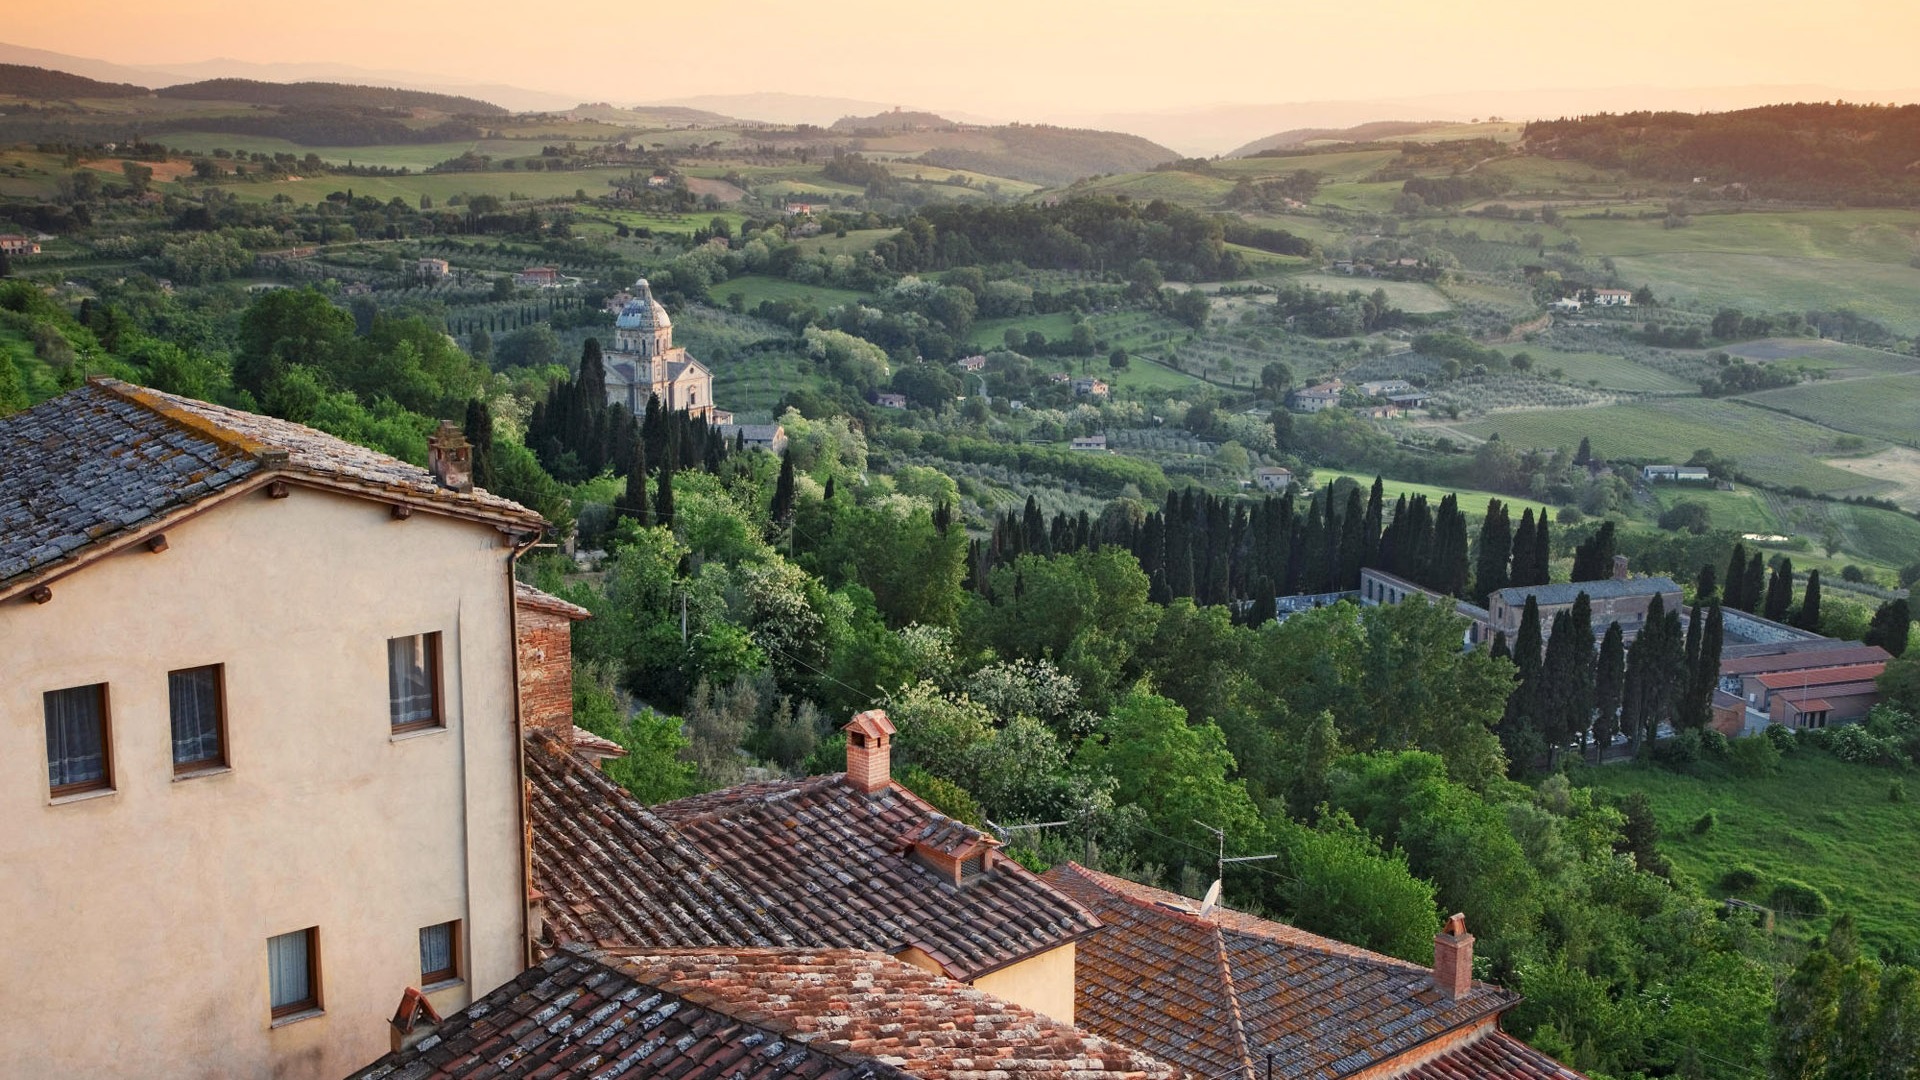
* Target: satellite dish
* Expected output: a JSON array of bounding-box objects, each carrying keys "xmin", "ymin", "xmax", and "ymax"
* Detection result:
[{"xmin": 1199, "ymin": 879, "xmax": 1223, "ymax": 917}]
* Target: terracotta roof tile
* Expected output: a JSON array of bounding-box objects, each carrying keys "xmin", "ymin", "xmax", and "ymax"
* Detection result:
[
  {"xmin": 1402, "ymin": 1030, "xmax": 1586, "ymax": 1080},
  {"xmin": 609, "ymin": 948, "xmax": 1179, "ymax": 1080},
  {"xmin": 515, "ymin": 580, "xmax": 593, "ymax": 620},
  {"xmin": 1043, "ymin": 864, "xmax": 1529, "ymax": 1080},
  {"xmin": 346, "ymin": 949, "xmax": 913, "ymax": 1080},
  {"xmin": 0, "ymin": 379, "xmax": 542, "ymax": 590},
  {"xmin": 525, "ymin": 734, "xmax": 802, "ymax": 953},
  {"xmin": 653, "ymin": 777, "xmax": 1100, "ymax": 980}
]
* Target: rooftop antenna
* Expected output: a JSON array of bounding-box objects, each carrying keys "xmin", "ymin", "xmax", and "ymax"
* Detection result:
[{"xmin": 1192, "ymin": 819, "xmax": 1279, "ymax": 911}]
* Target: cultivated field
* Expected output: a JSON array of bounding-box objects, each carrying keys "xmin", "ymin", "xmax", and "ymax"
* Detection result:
[
  {"xmin": 1524, "ymin": 348, "xmax": 1698, "ymax": 393},
  {"xmin": 1823, "ymin": 448, "xmax": 1920, "ymax": 509},
  {"xmin": 1289, "ymin": 272, "xmax": 1453, "ymax": 314}
]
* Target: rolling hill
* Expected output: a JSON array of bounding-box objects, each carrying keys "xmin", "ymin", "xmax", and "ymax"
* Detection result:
[
  {"xmin": 913, "ymin": 124, "xmax": 1177, "ymax": 186},
  {"xmin": 0, "ymin": 63, "xmax": 148, "ymax": 99},
  {"xmin": 1229, "ymin": 120, "xmax": 1452, "ymax": 157},
  {"xmin": 156, "ymin": 78, "xmax": 506, "ymax": 115}
]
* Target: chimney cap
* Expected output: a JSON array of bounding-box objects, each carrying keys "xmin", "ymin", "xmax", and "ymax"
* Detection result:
[
  {"xmin": 1443, "ymin": 912, "xmax": 1467, "ymax": 937},
  {"xmin": 390, "ymin": 986, "xmax": 443, "ymax": 1032},
  {"xmin": 844, "ymin": 709, "xmax": 896, "ymax": 739}
]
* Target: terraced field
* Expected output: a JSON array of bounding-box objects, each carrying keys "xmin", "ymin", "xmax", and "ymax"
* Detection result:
[{"xmin": 1526, "ymin": 349, "xmax": 1697, "ymax": 393}]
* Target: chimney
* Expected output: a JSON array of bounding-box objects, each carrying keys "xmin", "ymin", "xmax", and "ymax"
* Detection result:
[
  {"xmin": 1612, "ymin": 554, "xmax": 1630, "ymax": 581},
  {"xmin": 844, "ymin": 709, "xmax": 897, "ymax": 794},
  {"xmin": 1433, "ymin": 913, "xmax": 1474, "ymax": 999},
  {"xmin": 427, "ymin": 420, "xmax": 473, "ymax": 493},
  {"xmin": 388, "ymin": 987, "xmax": 443, "ymax": 1054}
]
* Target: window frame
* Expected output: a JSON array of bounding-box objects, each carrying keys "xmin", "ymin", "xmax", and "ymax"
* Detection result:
[
  {"xmin": 168, "ymin": 663, "xmax": 229, "ymax": 776},
  {"xmin": 45, "ymin": 683, "xmax": 113, "ymax": 798},
  {"xmin": 419, "ymin": 920, "xmax": 461, "ymax": 987},
  {"xmin": 267, "ymin": 927, "xmax": 322, "ymax": 1021},
  {"xmin": 386, "ymin": 632, "xmax": 445, "ymax": 734}
]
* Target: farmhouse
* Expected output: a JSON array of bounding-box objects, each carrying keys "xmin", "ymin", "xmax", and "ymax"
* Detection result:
[
  {"xmin": 1254, "ymin": 465, "xmax": 1294, "ymax": 491},
  {"xmin": 602, "ymin": 277, "xmax": 717, "ymax": 420},
  {"xmin": 1740, "ymin": 661, "xmax": 1887, "ymax": 729},
  {"xmin": 1360, "ymin": 379, "xmax": 1415, "ymax": 396},
  {"xmin": 956, "ymin": 353, "xmax": 988, "ymax": 372},
  {"xmin": 1045, "ymin": 865, "xmax": 1585, "ymax": 1080},
  {"xmin": 1289, "ymin": 380, "xmax": 1344, "ymax": 413},
  {"xmin": 1642, "ymin": 464, "xmax": 1711, "ymax": 483},
  {"xmin": 0, "ymin": 234, "xmax": 41, "ymax": 255},
  {"xmin": 1071, "ymin": 434, "xmax": 1109, "ymax": 451},
  {"xmin": 513, "ymin": 266, "xmax": 559, "ymax": 287},
  {"xmin": 0, "ymin": 381, "xmax": 548, "ymax": 1079},
  {"xmin": 1551, "ymin": 297, "xmax": 1583, "ymax": 313},
  {"xmin": 718, "ymin": 422, "xmax": 788, "ymax": 454},
  {"xmin": 876, "ymin": 392, "xmax": 909, "ymax": 409},
  {"xmin": 1388, "ymin": 390, "xmax": 1432, "ymax": 409},
  {"xmin": 1072, "ymin": 377, "xmax": 1110, "ymax": 397},
  {"xmin": 415, "ymin": 257, "xmax": 449, "ymax": 279},
  {"xmin": 1591, "ymin": 288, "xmax": 1634, "ymax": 306}
]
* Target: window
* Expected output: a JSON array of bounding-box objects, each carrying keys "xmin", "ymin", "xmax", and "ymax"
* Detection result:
[
  {"xmin": 387, "ymin": 633, "xmax": 443, "ymax": 731},
  {"xmin": 169, "ymin": 665, "xmax": 226, "ymax": 773},
  {"xmin": 45, "ymin": 683, "xmax": 111, "ymax": 796},
  {"xmin": 420, "ymin": 921, "xmax": 460, "ymax": 986},
  {"xmin": 267, "ymin": 928, "xmax": 320, "ymax": 1019}
]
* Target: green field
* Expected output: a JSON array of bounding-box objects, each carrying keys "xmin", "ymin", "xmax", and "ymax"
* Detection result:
[
  {"xmin": 798, "ymin": 229, "xmax": 898, "ymax": 257},
  {"xmin": 150, "ymin": 134, "xmax": 480, "ymax": 171},
  {"xmin": 1312, "ymin": 469, "xmax": 1555, "ymax": 522},
  {"xmin": 1313, "ymin": 181, "xmax": 1404, "ymax": 214},
  {"xmin": 1290, "ymin": 272, "xmax": 1454, "ymax": 314},
  {"xmin": 222, "ymin": 167, "xmax": 634, "ymax": 206},
  {"xmin": 1648, "ymin": 484, "xmax": 1780, "ymax": 534},
  {"xmin": 1068, "ymin": 171, "xmax": 1236, "ymax": 206},
  {"xmin": 1741, "ymin": 373, "xmax": 1920, "ymax": 447},
  {"xmin": 1461, "ymin": 398, "xmax": 1891, "ymax": 496},
  {"xmin": 969, "ymin": 312, "xmax": 1080, "ymax": 350},
  {"xmin": 1527, "ymin": 348, "xmax": 1698, "ymax": 393},
  {"xmin": 587, "ymin": 207, "xmax": 751, "ymax": 238},
  {"xmin": 717, "ymin": 274, "xmax": 869, "ymax": 309},
  {"xmin": 1214, "ymin": 149, "xmax": 1399, "ymax": 182},
  {"xmin": 1580, "ymin": 755, "xmax": 1920, "ymax": 957}
]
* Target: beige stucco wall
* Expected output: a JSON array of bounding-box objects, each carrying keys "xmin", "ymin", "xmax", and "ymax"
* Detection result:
[
  {"xmin": 971, "ymin": 942, "xmax": 1077, "ymax": 1025},
  {"xmin": 0, "ymin": 483, "xmax": 527, "ymax": 1080}
]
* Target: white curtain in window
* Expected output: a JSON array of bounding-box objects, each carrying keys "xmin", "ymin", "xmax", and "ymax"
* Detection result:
[
  {"xmin": 267, "ymin": 931, "xmax": 310, "ymax": 1010},
  {"xmin": 44, "ymin": 686, "xmax": 104, "ymax": 789},
  {"xmin": 420, "ymin": 923, "xmax": 452, "ymax": 977},
  {"xmin": 387, "ymin": 636, "xmax": 435, "ymax": 726},
  {"xmin": 170, "ymin": 667, "xmax": 221, "ymax": 765}
]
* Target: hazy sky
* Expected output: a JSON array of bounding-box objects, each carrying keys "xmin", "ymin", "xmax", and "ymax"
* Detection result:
[{"xmin": 10, "ymin": 0, "xmax": 1920, "ymax": 118}]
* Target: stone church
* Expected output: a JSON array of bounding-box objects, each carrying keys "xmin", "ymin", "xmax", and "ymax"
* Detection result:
[{"xmin": 604, "ymin": 278, "xmax": 718, "ymax": 421}]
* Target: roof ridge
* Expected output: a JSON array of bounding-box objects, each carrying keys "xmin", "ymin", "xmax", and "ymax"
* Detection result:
[
  {"xmin": 1213, "ymin": 924, "xmax": 1257, "ymax": 1080},
  {"xmin": 88, "ymin": 377, "xmax": 284, "ymax": 462}
]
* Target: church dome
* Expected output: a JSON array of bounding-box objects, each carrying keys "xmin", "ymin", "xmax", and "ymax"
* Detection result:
[{"xmin": 615, "ymin": 277, "xmax": 671, "ymax": 333}]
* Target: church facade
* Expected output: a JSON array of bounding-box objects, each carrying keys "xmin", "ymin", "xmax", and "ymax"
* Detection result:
[{"xmin": 604, "ymin": 278, "xmax": 717, "ymax": 420}]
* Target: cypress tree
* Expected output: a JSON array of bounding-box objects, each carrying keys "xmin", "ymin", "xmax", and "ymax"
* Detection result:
[
  {"xmin": 1593, "ymin": 621, "xmax": 1625, "ymax": 762},
  {"xmin": 1744, "ymin": 551, "xmax": 1767, "ymax": 615},
  {"xmin": 1531, "ymin": 516, "xmax": 1553, "ymax": 587},
  {"xmin": 1865, "ymin": 598, "xmax": 1911, "ymax": 657},
  {"xmin": 1694, "ymin": 562, "xmax": 1718, "ymax": 605},
  {"xmin": 462, "ymin": 398, "xmax": 496, "ymax": 491},
  {"xmin": 1490, "ymin": 630, "xmax": 1510, "ymax": 660},
  {"xmin": 1723, "ymin": 542, "xmax": 1748, "ymax": 611},
  {"xmin": 1501, "ymin": 597, "xmax": 1545, "ymax": 765},
  {"xmin": 1795, "ymin": 569, "xmax": 1823, "ymax": 632},
  {"xmin": 1765, "ymin": 558, "xmax": 1795, "ymax": 622},
  {"xmin": 1361, "ymin": 477, "xmax": 1385, "ymax": 569},
  {"xmin": 616, "ymin": 462, "xmax": 649, "ymax": 526},
  {"xmin": 770, "ymin": 451, "xmax": 795, "ymax": 525},
  {"xmin": 1337, "ymin": 487, "xmax": 1367, "ymax": 589},
  {"xmin": 1434, "ymin": 494, "xmax": 1470, "ymax": 598},
  {"xmin": 653, "ymin": 452, "xmax": 676, "ymax": 526},
  {"xmin": 1510, "ymin": 509, "xmax": 1538, "ymax": 587},
  {"xmin": 1540, "ymin": 609, "xmax": 1576, "ymax": 764},
  {"xmin": 1565, "ymin": 593, "xmax": 1597, "ymax": 751},
  {"xmin": 1475, "ymin": 498, "xmax": 1512, "ymax": 605},
  {"xmin": 1575, "ymin": 436, "xmax": 1593, "ymax": 465},
  {"xmin": 1572, "ymin": 521, "xmax": 1617, "ymax": 582},
  {"xmin": 1692, "ymin": 601, "xmax": 1724, "ymax": 729},
  {"xmin": 1024, "ymin": 495, "xmax": 1048, "ymax": 556}
]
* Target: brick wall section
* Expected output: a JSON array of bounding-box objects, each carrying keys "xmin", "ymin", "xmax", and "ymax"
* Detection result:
[{"xmin": 515, "ymin": 583, "xmax": 590, "ymax": 737}]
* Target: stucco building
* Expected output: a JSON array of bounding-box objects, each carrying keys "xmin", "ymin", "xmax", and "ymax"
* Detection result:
[
  {"xmin": 0, "ymin": 380, "xmax": 547, "ymax": 1080},
  {"xmin": 603, "ymin": 277, "xmax": 716, "ymax": 420}
]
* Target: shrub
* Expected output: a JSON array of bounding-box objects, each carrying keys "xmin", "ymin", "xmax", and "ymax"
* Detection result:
[
  {"xmin": 1721, "ymin": 865, "xmax": 1763, "ymax": 893},
  {"xmin": 1727, "ymin": 734, "xmax": 1783, "ymax": 777},
  {"xmin": 1692, "ymin": 809, "xmax": 1718, "ymax": 834},
  {"xmin": 1700, "ymin": 728, "xmax": 1729, "ymax": 759},
  {"xmin": 1770, "ymin": 878, "xmax": 1830, "ymax": 917},
  {"xmin": 1652, "ymin": 729, "xmax": 1703, "ymax": 768},
  {"xmin": 1893, "ymin": 779, "xmax": 1908, "ymax": 804},
  {"xmin": 1764, "ymin": 724, "xmax": 1797, "ymax": 753}
]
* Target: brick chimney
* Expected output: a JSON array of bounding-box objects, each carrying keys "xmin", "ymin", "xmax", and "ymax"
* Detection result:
[
  {"xmin": 428, "ymin": 420, "xmax": 473, "ymax": 493},
  {"xmin": 1613, "ymin": 554, "xmax": 1631, "ymax": 581},
  {"xmin": 1433, "ymin": 912, "xmax": 1474, "ymax": 999},
  {"xmin": 388, "ymin": 987, "xmax": 442, "ymax": 1054},
  {"xmin": 515, "ymin": 583, "xmax": 592, "ymax": 741},
  {"xmin": 844, "ymin": 710, "xmax": 896, "ymax": 794}
]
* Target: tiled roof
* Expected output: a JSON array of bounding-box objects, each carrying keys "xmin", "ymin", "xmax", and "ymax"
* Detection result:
[
  {"xmin": 1719, "ymin": 642, "xmax": 1886, "ymax": 673},
  {"xmin": 1753, "ymin": 662, "xmax": 1886, "ymax": 689},
  {"xmin": 1043, "ymin": 864, "xmax": 1524, "ymax": 1080},
  {"xmin": 0, "ymin": 379, "xmax": 541, "ymax": 589},
  {"xmin": 1494, "ymin": 577, "xmax": 1680, "ymax": 608},
  {"xmin": 1401, "ymin": 1030, "xmax": 1586, "ymax": 1080},
  {"xmin": 346, "ymin": 948, "xmax": 911, "ymax": 1080},
  {"xmin": 653, "ymin": 776, "xmax": 1100, "ymax": 981},
  {"xmin": 613, "ymin": 948, "xmax": 1180, "ymax": 1080},
  {"xmin": 525, "ymin": 734, "xmax": 804, "ymax": 952},
  {"xmin": 514, "ymin": 580, "xmax": 592, "ymax": 620}
]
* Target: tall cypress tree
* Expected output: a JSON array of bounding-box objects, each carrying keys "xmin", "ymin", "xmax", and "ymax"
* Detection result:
[
  {"xmin": 1795, "ymin": 569, "xmax": 1823, "ymax": 632},
  {"xmin": 1510, "ymin": 509, "xmax": 1538, "ymax": 588},
  {"xmin": 1361, "ymin": 477, "xmax": 1385, "ymax": 570},
  {"xmin": 1866, "ymin": 598, "xmax": 1912, "ymax": 657},
  {"xmin": 1593, "ymin": 620, "xmax": 1625, "ymax": 762},
  {"xmin": 1337, "ymin": 487, "xmax": 1367, "ymax": 590},
  {"xmin": 1433, "ymin": 494, "xmax": 1470, "ymax": 598},
  {"xmin": 1744, "ymin": 551, "xmax": 1767, "ymax": 615},
  {"xmin": 1694, "ymin": 562, "xmax": 1719, "ymax": 605},
  {"xmin": 1565, "ymin": 593, "xmax": 1597, "ymax": 751},
  {"xmin": 1476, "ymin": 498, "xmax": 1512, "ymax": 605},
  {"xmin": 1572, "ymin": 521, "xmax": 1617, "ymax": 582},
  {"xmin": 1765, "ymin": 558, "xmax": 1795, "ymax": 622},
  {"xmin": 1531, "ymin": 516, "xmax": 1553, "ymax": 587},
  {"xmin": 462, "ymin": 398, "xmax": 496, "ymax": 491},
  {"xmin": 653, "ymin": 451, "xmax": 676, "ymax": 526},
  {"xmin": 616, "ymin": 461, "xmax": 649, "ymax": 526},
  {"xmin": 1540, "ymin": 610, "xmax": 1577, "ymax": 765},
  {"xmin": 1501, "ymin": 597, "xmax": 1546, "ymax": 765},
  {"xmin": 1722, "ymin": 543, "xmax": 1748, "ymax": 611},
  {"xmin": 770, "ymin": 451, "xmax": 796, "ymax": 525}
]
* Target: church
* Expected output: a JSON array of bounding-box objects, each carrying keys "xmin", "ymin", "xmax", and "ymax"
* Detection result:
[{"xmin": 604, "ymin": 278, "xmax": 719, "ymax": 421}]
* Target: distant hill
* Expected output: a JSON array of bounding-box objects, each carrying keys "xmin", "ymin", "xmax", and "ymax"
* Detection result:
[
  {"xmin": 566, "ymin": 103, "xmax": 740, "ymax": 127},
  {"xmin": 1524, "ymin": 103, "xmax": 1920, "ymax": 204},
  {"xmin": 916, "ymin": 124, "xmax": 1178, "ymax": 186},
  {"xmin": 1230, "ymin": 121, "xmax": 1450, "ymax": 157},
  {"xmin": 156, "ymin": 78, "xmax": 507, "ymax": 115},
  {"xmin": 0, "ymin": 63, "xmax": 148, "ymax": 99},
  {"xmin": 831, "ymin": 110, "xmax": 956, "ymax": 133}
]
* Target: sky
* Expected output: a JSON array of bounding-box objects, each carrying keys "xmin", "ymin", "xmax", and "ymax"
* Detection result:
[{"xmin": 8, "ymin": 0, "xmax": 1919, "ymax": 120}]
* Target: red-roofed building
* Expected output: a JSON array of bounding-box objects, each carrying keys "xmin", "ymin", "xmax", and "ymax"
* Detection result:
[{"xmin": 1742, "ymin": 661, "xmax": 1887, "ymax": 728}]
